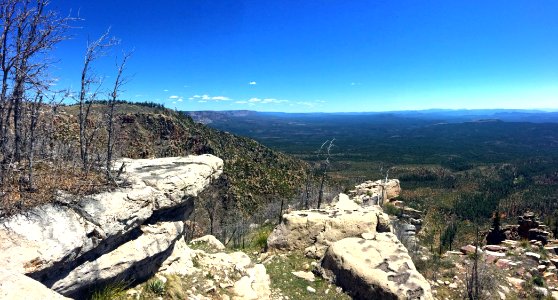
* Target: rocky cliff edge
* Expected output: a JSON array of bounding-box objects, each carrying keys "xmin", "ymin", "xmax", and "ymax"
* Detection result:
[{"xmin": 0, "ymin": 155, "xmax": 223, "ymax": 299}]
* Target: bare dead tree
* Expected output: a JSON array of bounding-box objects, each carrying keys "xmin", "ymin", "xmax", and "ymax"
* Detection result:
[
  {"xmin": 106, "ymin": 50, "xmax": 132, "ymax": 181},
  {"xmin": 25, "ymin": 91, "xmax": 43, "ymax": 190},
  {"xmin": 316, "ymin": 138, "xmax": 335, "ymax": 209},
  {"xmin": 304, "ymin": 172, "xmax": 311, "ymax": 209},
  {"xmin": 0, "ymin": 0, "xmax": 72, "ymax": 196},
  {"xmin": 11, "ymin": 0, "xmax": 70, "ymax": 162},
  {"xmin": 0, "ymin": 0, "xmax": 16, "ymax": 162},
  {"xmin": 378, "ymin": 163, "xmax": 393, "ymax": 205},
  {"xmin": 77, "ymin": 29, "xmax": 118, "ymax": 172}
]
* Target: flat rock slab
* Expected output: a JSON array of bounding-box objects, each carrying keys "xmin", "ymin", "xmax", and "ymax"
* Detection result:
[
  {"xmin": 320, "ymin": 234, "xmax": 433, "ymax": 300},
  {"xmin": 292, "ymin": 271, "xmax": 316, "ymax": 282},
  {"xmin": 0, "ymin": 269, "xmax": 70, "ymax": 300}
]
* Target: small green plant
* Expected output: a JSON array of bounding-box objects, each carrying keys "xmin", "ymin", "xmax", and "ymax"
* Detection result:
[
  {"xmin": 532, "ymin": 274, "xmax": 545, "ymax": 287},
  {"xmin": 90, "ymin": 282, "xmax": 127, "ymax": 300},
  {"xmin": 192, "ymin": 257, "xmax": 200, "ymax": 268},
  {"xmin": 383, "ymin": 203, "xmax": 401, "ymax": 216},
  {"xmin": 147, "ymin": 279, "xmax": 165, "ymax": 295},
  {"xmin": 539, "ymin": 246, "xmax": 549, "ymax": 260},
  {"xmin": 519, "ymin": 239, "xmax": 531, "ymax": 249}
]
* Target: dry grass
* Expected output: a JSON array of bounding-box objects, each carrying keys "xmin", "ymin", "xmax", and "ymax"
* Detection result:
[{"xmin": 1, "ymin": 161, "xmax": 112, "ymax": 217}]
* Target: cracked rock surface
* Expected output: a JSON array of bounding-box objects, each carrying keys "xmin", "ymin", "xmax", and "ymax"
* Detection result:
[
  {"xmin": 267, "ymin": 193, "xmax": 391, "ymax": 259},
  {"xmin": 319, "ymin": 234, "xmax": 433, "ymax": 300}
]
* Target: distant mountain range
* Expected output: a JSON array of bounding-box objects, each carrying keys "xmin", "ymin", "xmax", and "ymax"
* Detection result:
[{"xmin": 184, "ymin": 109, "xmax": 558, "ymax": 124}]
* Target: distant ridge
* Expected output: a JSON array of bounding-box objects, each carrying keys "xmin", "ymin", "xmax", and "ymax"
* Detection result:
[{"xmin": 184, "ymin": 109, "xmax": 558, "ymax": 124}]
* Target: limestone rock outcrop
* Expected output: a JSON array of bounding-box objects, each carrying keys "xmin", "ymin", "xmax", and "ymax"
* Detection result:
[
  {"xmin": 0, "ymin": 155, "xmax": 223, "ymax": 298},
  {"xmin": 350, "ymin": 179, "xmax": 401, "ymax": 205},
  {"xmin": 191, "ymin": 234, "xmax": 226, "ymax": 251},
  {"xmin": 268, "ymin": 187, "xmax": 432, "ymax": 300},
  {"xmin": 319, "ymin": 234, "xmax": 433, "ymax": 300},
  {"xmin": 267, "ymin": 193, "xmax": 391, "ymax": 258},
  {"xmin": 490, "ymin": 211, "xmax": 553, "ymax": 245}
]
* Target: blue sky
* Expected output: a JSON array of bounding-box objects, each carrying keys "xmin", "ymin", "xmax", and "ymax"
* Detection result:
[{"xmin": 51, "ymin": 1, "xmax": 558, "ymax": 112}]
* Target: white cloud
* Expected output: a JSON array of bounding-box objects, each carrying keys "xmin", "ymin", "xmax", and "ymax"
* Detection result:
[
  {"xmin": 237, "ymin": 97, "xmax": 290, "ymax": 105},
  {"xmin": 198, "ymin": 100, "xmax": 207, "ymax": 103},
  {"xmin": 211, "ymin": 96, "xmax": 230, "ymax": 101},
  {"xmin": 296, "ymin": 101, "xmax": 316, "ymax": 107},
  {"xmin": 177, "ymin": 98, "xmax": 183, "ymax": 102},
  {"xmin": 169, "ymin": 95, "xmax": 180, "ymax": 99},
  {"xmin": 262, "ymin": 98, "xmax": 288, "ymax": 104},
  {"xmin": 249, "ymin": 81, "xmax": 257, "ymax": 85},
  {"xmin": 163, "ymin": 89, "xmax": 169, "ymax": 92},
  {"xmin": 189, "ymin": 94, "xmax": 232, "ymax": 102}
]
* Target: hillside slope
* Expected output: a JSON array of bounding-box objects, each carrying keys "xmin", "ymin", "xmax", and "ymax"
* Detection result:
[{"xmin": 60, "ymin": 104, "xmax": 308, "ymax": 214}]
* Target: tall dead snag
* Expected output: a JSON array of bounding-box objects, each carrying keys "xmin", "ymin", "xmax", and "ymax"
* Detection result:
[
  {"xmin": 77, "ymin": 29, "xmax": 118, "ymax": 172},
  {"xmin": 316, "ymin": 138, "xmax": 335, "ymax": 208},
  {"xmin": 0, "ymin": 0, "xmax": 16, "ymax": 162},
  {"xmin": 26, "ymin": 92, "xmax": 42, "ymax": 190},
  {"xmin": 11, "ymin": 0, "xmax": 69, "ymax": 162},
  {"xmin": 106, "ymin": 50, "xmax": 131, "ymax": 181}
]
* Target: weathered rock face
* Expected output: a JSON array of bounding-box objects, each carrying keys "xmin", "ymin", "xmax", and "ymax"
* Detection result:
[
  {"xmin": 0, "ymin": 269, "xmax": 70, "ymax": 300},
  {"xmin": 319, "ymin": 234, "xmax": 433, "ymax": 300},
  {"xmin": 350, "ymin": 179, "xmax": 401, "ymax": 205},
  {"xmin": 51, "ymin": 221, "xmax": 184, "ymax": 297},
  {"xmin": 155, "ymin": 235, "xmax": 271, "ymax": 300},
  {"xmin": 493, "ymin": 211, "xmax": 553, "ymax": 245},
  {"xmin": 267, "ymin": 193, "xmax": 391, "ymax": 258},
  {"xmin": 0, "ymin": 155, "xmax": 223, "ymax": 298}
]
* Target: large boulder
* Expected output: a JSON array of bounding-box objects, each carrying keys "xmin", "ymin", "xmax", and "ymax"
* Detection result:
[
  {"xmin": 319, "ymin": 234, "xmax": 433, "ymax": 300},
  {"xmin": 0, "ymin": 269, "xmax": 70, "ymax": 300},
  {"xmin": 267, "ymin": 195, "xmax": 391, "ymax": 258}
]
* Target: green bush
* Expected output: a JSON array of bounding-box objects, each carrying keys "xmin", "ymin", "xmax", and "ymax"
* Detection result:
[
  {"xmin": 383, "ymin": 203, "xmax": 402, "ymax": 216},
  {"xmin": 532, "ymin": 275, "xmax": 545, "ymax": 287},
  {"xmin": 254, "ymin": 229, "xmax": 270, "ymax": 250}
]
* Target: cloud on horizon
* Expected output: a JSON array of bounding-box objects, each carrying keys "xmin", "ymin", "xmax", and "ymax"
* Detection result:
[{"xmin": 189, "ymin": 94, "xmax": 231, "ymax": 102}]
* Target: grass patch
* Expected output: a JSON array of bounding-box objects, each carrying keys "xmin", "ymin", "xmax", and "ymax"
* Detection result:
[
  {"xmin": 90, "ymin": 282, "xmax": 127, "ymax": 300},
  {"xmin": 265, "ymin": 252, "xmax": 351, "ymax": 300}
]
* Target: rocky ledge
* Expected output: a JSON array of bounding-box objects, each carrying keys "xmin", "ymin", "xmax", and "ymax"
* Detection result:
[{"xmin": 0, "ymin": 155, "xmax": 223, "ymax": 299}]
